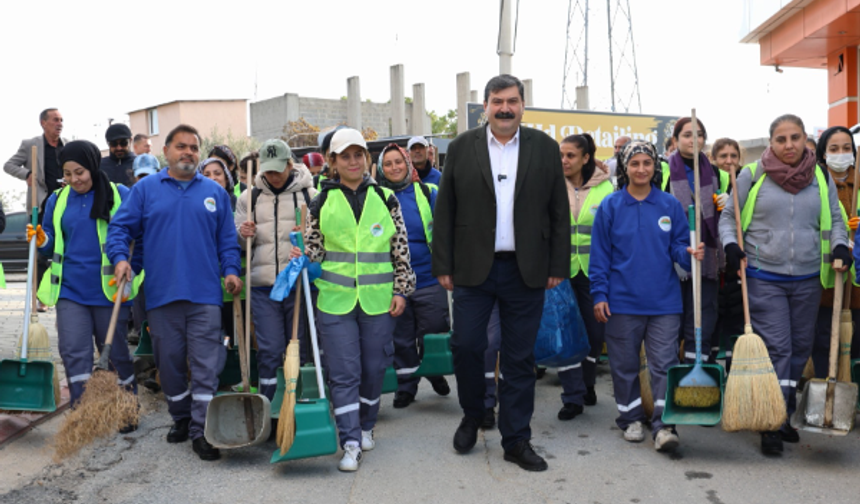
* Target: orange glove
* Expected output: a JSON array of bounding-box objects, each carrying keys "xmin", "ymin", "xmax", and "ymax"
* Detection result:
[
  {"xmin": 713, "ymin": 193, "xmax": 728, "ymax": 212},
  {"xmin": 108, "ymin": 276, "xmax": 132, "ymax": 302},
  {"xmin": 26, "ymin": 224, "xmax": 46, "ymax": 246},
  {"xmin": 849, "ymin": 216, "xmax": 860, "ymax": 231}
]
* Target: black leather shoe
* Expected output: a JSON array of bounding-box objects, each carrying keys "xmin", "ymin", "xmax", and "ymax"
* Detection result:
[
  {"xmin": 557, "ymin": 403, "xmax": 584, "ymax": 421},
  {"xmin": 584, "ymin": 386, "xmax": 597, "ymax": 406},
  {"xmin": 481, "ymin": 407, "xmax": 496, "ymax": 430},
  {"xmin": 192, "ymin": 437, "xmax": 221, "ymax": 461},
  {"xmin": 504, "ymin": 440, "xmax": 548, "ymax": 471},
  {"xmin": 535, "ymin": 367, "xmax": 547, "ymax": 380},
  {"xmin": 430, "ymin": 376, "xmax": 451, "ymax": 396},
  {"xmin": 453, "ymin": 416, "xmax": 481, "ymax": 453},
  {"xmin": 167, "ymin": 418, "xmax": 190, "ymax": 443},
  {"xmin": 761, "ymin": 431, "xmax": 783, "ymax": 455},
  {"xmin": 779, "ymin": 426, "xmax": 800, "ymax": 443},
  {"xmin": 393, "ymin": 391, "xmax": 415, "ymax": 409}
]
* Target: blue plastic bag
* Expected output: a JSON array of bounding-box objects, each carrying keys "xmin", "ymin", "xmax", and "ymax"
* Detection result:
[
  {"xmin": 270, "ymin": 232, "xmax": 321, "ymax": 302},
  {"xmin": 533, "ymin": 280, "xmax": 590, "ymax": 367}
]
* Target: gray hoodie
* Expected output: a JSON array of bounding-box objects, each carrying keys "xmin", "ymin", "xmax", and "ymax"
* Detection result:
[{"xmin": 718, "ymin": 161, "xmax": 847, "ymax": 277}]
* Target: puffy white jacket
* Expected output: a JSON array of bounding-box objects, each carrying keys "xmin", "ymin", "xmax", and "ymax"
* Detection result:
[{"xmin": 235, "ymin": 163, "xmax": 318, "ymax": 287}]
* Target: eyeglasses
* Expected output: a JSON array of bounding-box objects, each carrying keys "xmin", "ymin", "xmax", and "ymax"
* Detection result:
[{"xmin": 110, "ymin": 139, "xmax": 129, "ymax": 148}]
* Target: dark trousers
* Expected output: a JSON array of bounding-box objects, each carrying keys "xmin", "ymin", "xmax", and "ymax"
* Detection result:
[
  {"xmin": 452, "ymin": 256, "xmax": 545, "ymax": 450},
  {"xmin": 393, "ymin": 283, "xmax": 450, "ymax": 395}
]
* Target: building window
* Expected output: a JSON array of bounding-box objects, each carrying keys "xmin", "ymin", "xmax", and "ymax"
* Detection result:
[{"xmin": 148, "ymin": 109, "xmax": 159, "ymax": 135}]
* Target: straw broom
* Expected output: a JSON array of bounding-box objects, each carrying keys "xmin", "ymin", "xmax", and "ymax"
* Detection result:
[
  {"xmin": 639, "ymin": 343, "xmax": 654, "ymax": 420},
  {"xmin": 277, "ymin": 205, "xmax": 308, "ymax": 455},
  {"xmin": 54, "ymin": 272, "xmax": 139, "ymax": 460},
  {"xmin": 722, "ymin": 157, "xmax": 786, "ymax": 432}
]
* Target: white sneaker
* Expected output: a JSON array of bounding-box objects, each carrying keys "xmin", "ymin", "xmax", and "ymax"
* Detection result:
[
  {"xmin": 654, "ymin": 428, "xmax": 680, "ymax": 452},
  {"xmin": 338, "ymin": 444, "xmax": 362, "ymax": 472},
  {"xmin": 361, "ymin": 430, "xmax": 375, "ymax": 451},
  {"xmin": 623, "ymin": 421, "xmax": 645, "ymax": 442}
]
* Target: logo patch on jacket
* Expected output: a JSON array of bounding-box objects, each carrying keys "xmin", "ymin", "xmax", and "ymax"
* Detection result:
[
  {"xmin": 204, "ymin": 197, "xmax": 217, "ymax": 212},
  {"xmin": 370, "ymin": 223, "xmax": 384, "ymax": 237},
  {"xmin": 590, "ymin": 204, "xmax": 599, "ymax": 216},
  {"xmin": 658, "ymin": 216, "xmax": 671, "ymax": 232}
]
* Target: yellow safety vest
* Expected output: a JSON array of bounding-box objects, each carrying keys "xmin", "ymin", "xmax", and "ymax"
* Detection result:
[
  {"xmin": 570, "ymin": 180, "xmax": 613, "ymax": 278},
  {"xmin": 37, "ymin": 184, "xmax": 144, "ymax": 306},
  {"xmin": 740, "ymin": 161, "xmax": 834, "ymax": 288},
  {"xmin": 317, "ymin": 186, "xmax": 396, "ymax": 315}
]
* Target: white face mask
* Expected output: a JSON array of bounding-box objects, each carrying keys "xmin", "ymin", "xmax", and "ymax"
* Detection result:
[{"xmin": 827, "ymin": 152, "xmax": 855, "ymax": 172}]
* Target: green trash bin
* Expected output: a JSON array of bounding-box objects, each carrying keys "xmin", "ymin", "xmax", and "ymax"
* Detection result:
[{"xmin": 661, "ymin": 363, "xmax": 725, "ymax": 426}]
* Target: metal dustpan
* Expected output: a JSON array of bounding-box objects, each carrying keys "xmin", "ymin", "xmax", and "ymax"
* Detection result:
[
  {"xmin": 792, "ymin": 265, "xmax": 857, "ymax": 436},
  {"xmin": 271, "ymin": 268, "xmax": 337, "ymax": 463},
  {"xmin": 0, "ymin": 202, "xmax": 56, "ymax": 413},
  {"xmin": 205, "ymin": 299, "xmax": 270, "ymax": 448},
  {"xmin": 413, "ymin": 332, "xmax": 455, "ymax": 377}
]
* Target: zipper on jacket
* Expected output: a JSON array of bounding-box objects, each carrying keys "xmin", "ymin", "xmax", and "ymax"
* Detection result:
[{"xmin": 274, "ymin": 194, "xmax": 280, "ymax": 275}]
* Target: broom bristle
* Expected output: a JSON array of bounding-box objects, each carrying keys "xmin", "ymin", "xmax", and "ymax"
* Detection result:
[
  {"xmin": 837, "ymin": 310, "xmax": 852, "ymax": 382},
  {"xmin": 277, "ymin": 342, "xmax": 300, "ymax": 455},
  {"xmin": 802, "ymin": 357, "xmax": 815, "ymax": 382},
  {"xmin": 722, "ymin": 331, "xmax": 786, "ymax": 432},
  {"xmin": 673, "ymin": 386, "xmax": 720, "ymax": 407},
  {"xmin": 54, "ymin": 371, "xmax": 139, "ymax": 461},
  {"xmin": 639, "ymin": 344, "xmax": 654, "ymax": 420}
]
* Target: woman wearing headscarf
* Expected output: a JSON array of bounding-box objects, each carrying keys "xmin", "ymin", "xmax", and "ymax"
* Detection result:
[
  {"xmin": 590, "ymin": 141, "xmax": 703, "ymax": 453},
  {"xmin": 31, "ymin": 140, "xmax": 142, "ymax": 419},
  {"xmin": 209, "ymin": 145, "xmax": 244, "ymax": 200},
  {"xmin": 719, "ymin": 114, "xmax": 850, "ymax": 454},
  {"xmin": 200, "ymin": 157, "xmax": 237, "ymax": 210},
  {"xmin": 813, "ymin": 127, "xmax": 860, "ymax": 376},
  {"xmin": 375, "ymin": 143, "xmax": 451, "ymax": 409},
  {"xmin": 666, "ymin": 118, "xmax": 725, "ymax": 366}
]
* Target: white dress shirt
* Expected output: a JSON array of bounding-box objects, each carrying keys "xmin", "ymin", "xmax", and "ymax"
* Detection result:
[{"xmin": 487, "ymin": 125, "xmax": 520, "ymax": 252}]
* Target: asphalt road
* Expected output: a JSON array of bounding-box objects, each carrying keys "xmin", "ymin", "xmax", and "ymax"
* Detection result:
[{"xmin": 3, "ymin": 363, "xmax": 860, "ymax": 504}]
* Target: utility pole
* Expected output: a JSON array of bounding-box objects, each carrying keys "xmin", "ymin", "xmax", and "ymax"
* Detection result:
[{"xmin": 498, "ymin": 0, "xmax": 515, "ymax": 75}]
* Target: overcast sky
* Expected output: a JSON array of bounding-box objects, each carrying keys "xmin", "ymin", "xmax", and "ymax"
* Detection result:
[{"xmin": 0, "ymin": 0, "xmax": 829, "ymax": 210}]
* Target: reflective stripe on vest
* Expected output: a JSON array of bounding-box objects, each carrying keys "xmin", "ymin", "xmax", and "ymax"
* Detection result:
[
  {"xmin": 414, "ymin": 182, "xmax": 434, "ymax": 252},
  {"xmin": 37, "ymin": 184, "xmax": 144, "ymax": 306},
  {"xmin": 570, "ymin": 180, "xmax": 613, "ymax": 278},
  {"xmin": 317, "ymin": 187, "xmax": 395, "ymax": 315},
  {"xmin": 740, "ymin": 161, "xmax": 833, "ymax": 288}
]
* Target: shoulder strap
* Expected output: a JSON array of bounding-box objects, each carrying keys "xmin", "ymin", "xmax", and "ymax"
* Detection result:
[
  {"xmin": 251, "ymin": 188, "xmax": 262, "ymax": 224},
  {"xmin": 417, "ymin": 181, "xmax": 432, "ymax": 204},
  {"xmin": 372, "ymin": 185, "xmax": 395, "ymax": 211}
]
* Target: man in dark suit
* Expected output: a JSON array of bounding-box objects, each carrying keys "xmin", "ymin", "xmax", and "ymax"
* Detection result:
[{"xmin": 432, "ymin": 74, "xmax": 569, "ymax": 471}]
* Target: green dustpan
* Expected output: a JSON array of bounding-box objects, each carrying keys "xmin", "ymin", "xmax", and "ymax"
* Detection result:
[
  {"xmin": 134, "ymin": 320, "xmax": 153, "ymax": 356},
  {"xmin": 382, "ymin": 366, "xmax": 399, "ymax": 394},
  {"xmin": 663, "ymin": 363, "xmax": 725, "ymax": 426},
  {"xmin": 219, "ymin": 347, "xmax": 258, "ymax": 388},
  {"xmin": 0, "ymin": 203, "xmax": 57, "ymax": 413},
  {"xmin": 413, "ymin": 332, "xmax": 454, "ymax": 377},
  {"xmin": 271, "ymin": 267, "xmax": 337, "ymax": 463},
  {"xmin": 271, "ymin": 365, "xmax": 329, "ymax": 414}
]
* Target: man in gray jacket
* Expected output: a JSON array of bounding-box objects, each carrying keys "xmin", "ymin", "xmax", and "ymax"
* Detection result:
[{"xmin": 4, "ymin": 108, "xmax": 67, "ymax": 312}]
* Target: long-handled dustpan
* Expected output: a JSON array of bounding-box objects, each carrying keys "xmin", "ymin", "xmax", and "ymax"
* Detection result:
[
  {"xmin": 0, "ymin": 178, "xmax": 55, "ymax": 413},
  {"xmin": 792, "ymin": 259, "xmax": 858, "ymax": 435},
  {"xmin": 271, "ymin": 266, "xmax": 338, "ymax": 463},
  {"xmin": 204, "ymin": 298, "xmax": 271, "ymax": 448},
  {"xmin": 414, "ymin": 291, "xmax": 455, "ymax": 378}
]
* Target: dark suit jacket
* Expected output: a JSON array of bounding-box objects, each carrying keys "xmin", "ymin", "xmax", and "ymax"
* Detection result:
[{"xmin": 432, "ymin": 125, "xmax": 569, "ymax": 289}]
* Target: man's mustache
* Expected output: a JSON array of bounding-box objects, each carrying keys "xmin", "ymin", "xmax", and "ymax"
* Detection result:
[{"xmin": 495, "ymin": 112, "xmax": 516, "ymax": 119}]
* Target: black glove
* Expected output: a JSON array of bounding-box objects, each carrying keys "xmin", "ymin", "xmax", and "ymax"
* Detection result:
[
  {"xmin": 832, "ymin": 245, "xmax": 853, "ymax": 270},
  {"xmin": 725, "ymin": 243, "xmax": 746, "ymax": 273}
]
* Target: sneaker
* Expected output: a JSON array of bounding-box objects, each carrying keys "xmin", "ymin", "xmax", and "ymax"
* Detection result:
[
  {"xmin": 481, "ymin": 407, "xmax": 496, "ymax": 430},
  {"xmin": 761, "ymin": 431, "xmax": 783, "ymax": 455},
  {"xmin": 557, "ymin": 403, "xmax": 584, "ymax": 421},
  {"xmin": 654, "ymin": 428, "xmax": 680, "ymax": 452},
  {"xmin": 361, "ymin": 430, "xmax": 375, "ymax": 451},
  {"xmin": 338, "ymin": 445, "xmax": 362, "ymax": 472},
  {"xmin": 584, "ymin": 386, "xmax": 597, "ymax": 406},
  {"xmin": 623, "ymin": 421, "xmax": 645, "ymax": 442}
]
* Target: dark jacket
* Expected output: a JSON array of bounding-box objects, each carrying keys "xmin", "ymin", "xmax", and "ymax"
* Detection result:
[
  {"xmin": 432, "ymin": 125, "xmax": 569, "ymax": 289},
  {"xmin": 99, "ymin": 153, "xmax": 136, "ymax": 187}
]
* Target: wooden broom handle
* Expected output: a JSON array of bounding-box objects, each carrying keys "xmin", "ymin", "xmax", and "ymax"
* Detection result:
[
  {"xmin": 829, "ymin": 260, "xmax": 844, "ymax": 379},
  {"xmin": 244, "ymin": 159, "xmax": 255, "ymax": 376},
  {"xmin": 105, "ymin": 242, "xmax": 135, "ymax": 347},
  {"xmin": 728, "ymin": 158, "xmax": 752, "ymax": 327},
  {"xmin": 843, "ymin": 160, "xmax": 860, "ymax": 308},
  {"xmin": 289, "ymin": 205, "xmax": 308, "ymax": 342}
]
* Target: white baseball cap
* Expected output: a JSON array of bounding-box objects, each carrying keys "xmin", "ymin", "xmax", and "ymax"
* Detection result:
[
  {"xmin": 330, "ymin": 128, "xmax": 367, "ymax": 154},
  {"xmin": 407, "ymin": 136, "xmax": 429, "ymax": 150}
]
